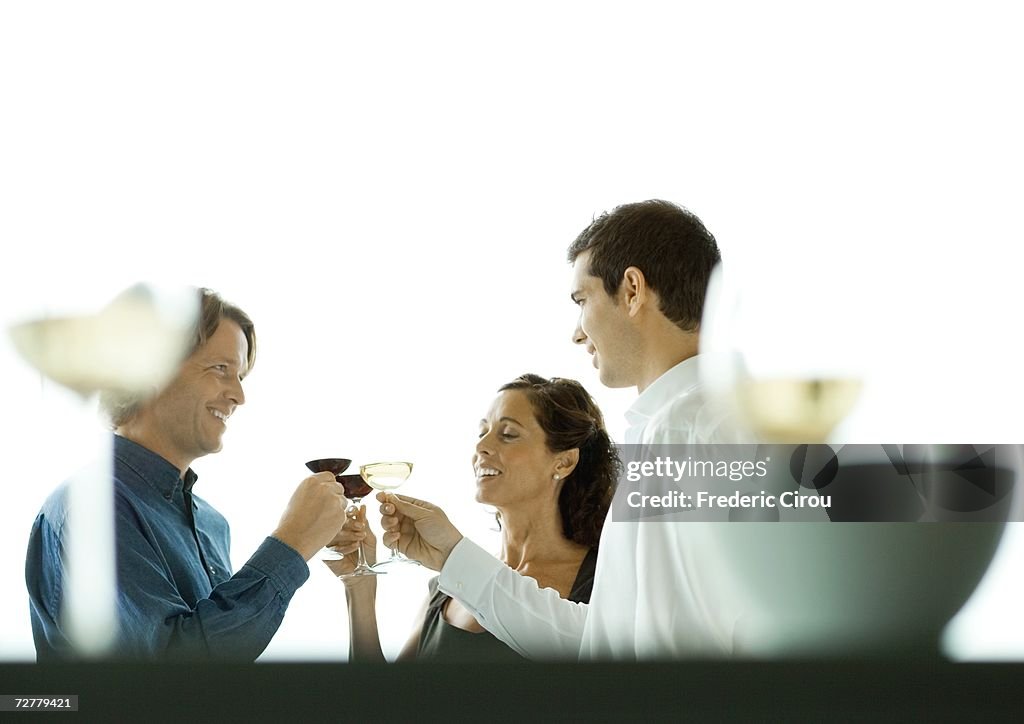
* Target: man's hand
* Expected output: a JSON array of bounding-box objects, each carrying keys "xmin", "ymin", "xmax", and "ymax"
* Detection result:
[
  {"xmin": 377, "ymin": 492, "xmax": 463, "ymax": 571},
  {"xmin": 271, "ymin": 472, "xmax": 348, "ymax": 560}
]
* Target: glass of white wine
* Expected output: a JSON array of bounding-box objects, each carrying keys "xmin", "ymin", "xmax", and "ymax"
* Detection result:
[
  {"xmin": 700, "ymin": 262, "xmax": 863, "ymax": 443},
  {"xmin": 360, "ymin": 461, "xmax": 420, "ymax": 569},
  {"xmin": 735, "ymin": 378, "xmax": 862, "ymax": 444}
]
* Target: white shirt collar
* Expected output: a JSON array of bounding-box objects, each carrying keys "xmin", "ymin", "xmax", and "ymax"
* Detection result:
[{"xmin": 624, "ymin": 355, "xmax": 702, "ymax": 429}]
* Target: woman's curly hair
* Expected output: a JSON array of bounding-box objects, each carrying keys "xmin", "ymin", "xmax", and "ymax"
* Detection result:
[{"xmin": 498, "ymin": 374, "xmax": 620, "ymax": 548}]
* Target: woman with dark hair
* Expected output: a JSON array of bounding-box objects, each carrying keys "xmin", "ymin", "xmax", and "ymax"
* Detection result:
[{"xmin": 330, "ymin": 374, "xmax": 619, "ymax": 662}]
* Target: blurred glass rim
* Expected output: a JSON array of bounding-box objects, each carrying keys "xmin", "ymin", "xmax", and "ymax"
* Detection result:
[
  {"xmin": 700, "ymin": 262, "xmax": 873, "ymax": 380},
  {"xmin": 6, "ymin": 282, "xmax": 200, "ymax": 396}
]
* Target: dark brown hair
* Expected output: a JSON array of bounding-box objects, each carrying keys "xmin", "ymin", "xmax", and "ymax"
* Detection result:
[
  {"xmin": 102, "ymin": 287, "xmax": 256, "ymax": 427},
  {"xmin": 567, "ymin": 199, "xmax": 721, "ymax": 332},
  {"xmin": 498, "ymin": 374, "xmax": 619, "ymax": 548}
]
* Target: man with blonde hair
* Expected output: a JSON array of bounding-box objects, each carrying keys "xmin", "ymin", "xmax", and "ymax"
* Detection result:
[{"xmin": 27, "ymin": 287, "xmax": 349, "ymax": 660}]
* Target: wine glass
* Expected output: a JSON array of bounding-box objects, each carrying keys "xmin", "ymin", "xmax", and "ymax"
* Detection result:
[
  {"xmin": 305, "ymin": 458, "xmax": 381, "ymax": 578},
  {"xmin": 699, "ymin": 262, "xmax": 863, "ymax": 443},
  {"xmin": 692, "ymin": 262, "xmax": 1012, "ymax": 656},
  {"xmin": 7, "ymin": 283, "xmax": 198, "ymax": 658},
  {"xmin": 359, "ymin": 461, "xmax": 418, "ymax": 568}
]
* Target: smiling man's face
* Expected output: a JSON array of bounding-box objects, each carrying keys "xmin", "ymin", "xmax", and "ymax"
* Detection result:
[
  {"xmin": 140, "ymin": 318, "xmax": 249, "ymax": 470},
  {"xmin": 570, "ymin": 250, "xmax": 641, "ymax": 389}
]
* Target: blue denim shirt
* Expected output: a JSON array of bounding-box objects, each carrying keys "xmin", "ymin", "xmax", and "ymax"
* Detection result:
[{"xmin": 26, "ymin": 435, "xmax": 309, "ymax": 660}]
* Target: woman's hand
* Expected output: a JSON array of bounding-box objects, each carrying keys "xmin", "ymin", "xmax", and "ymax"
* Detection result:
[{"xmin": 324, "ymin": 506, "xmax": 378, "ymax": 586}]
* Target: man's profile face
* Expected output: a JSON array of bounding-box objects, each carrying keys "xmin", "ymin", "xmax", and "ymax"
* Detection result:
[
  {"xmin": 144, "ymin": 318, "xmax": 248, "ymax": 466},
  {"xmin": 570, "ymin": 250, "xmax": 639, "ymax": 389}
]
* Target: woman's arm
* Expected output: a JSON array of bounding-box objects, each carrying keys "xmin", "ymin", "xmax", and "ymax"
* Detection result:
[
  {"xmin": 345, "ymin": 582, "xmax": 386, "ymax": 662},
  {"xmin": 328, "ymin": 507, "xmax": 430, "ymax": 663},
  {"xmin": 326, "ymin": 506, "xmax": 386, "ymax": 662}
]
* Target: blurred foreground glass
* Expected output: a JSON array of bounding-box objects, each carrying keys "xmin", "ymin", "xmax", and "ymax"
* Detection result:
[
  {"xmin": 696, "ymin": 264, "xmax": 1016, "ymax": 656},
  {"xmin": 699, "ymin": 263, "xmax": 863, "ymax": 443},
  {"xmin": 7, "ymin": 284, "xmax": 198, "ymax": 657}
]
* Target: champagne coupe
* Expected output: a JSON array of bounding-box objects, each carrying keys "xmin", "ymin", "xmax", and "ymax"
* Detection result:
[
  {"xmin": 305, "ymin": 458, "xmax": 381, "ymax": 578},
  {"xmin": 735, "ymin": 378, "xmax": 862, "ymax": 444},
  {"xmin": 359, "ymin": 461, "xmax": 418, "ymax": 568},
  {"xmin": 700, "ymin": 263, "xmax": 863, "ymax": 443},
  {"xmin": 7, "ymin": 283, "xmax": 198, "ymax": 658}
]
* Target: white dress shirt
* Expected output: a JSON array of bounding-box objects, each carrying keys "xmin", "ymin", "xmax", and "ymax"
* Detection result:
[{"xmin": 437, "ymin": 356, "xmax": 747, "ymax": 660}]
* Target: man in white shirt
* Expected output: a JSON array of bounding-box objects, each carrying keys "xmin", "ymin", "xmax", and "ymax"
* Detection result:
[{"xmin": 379, "ymin": 200, "xmax": 743, "ymax": 660}]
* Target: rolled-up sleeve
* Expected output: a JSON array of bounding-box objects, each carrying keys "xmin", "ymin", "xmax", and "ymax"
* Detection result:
[
  {"xmin": 115, "ymin": 516, "xmax": 309, "ymax": 660},
  {"xmin": 28, "ymin": 439, "xmax": 314, "ymax": 662}
]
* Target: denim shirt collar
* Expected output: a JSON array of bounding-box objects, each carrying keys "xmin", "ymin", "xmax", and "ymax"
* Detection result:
[{"xmin": 113, "ymin": 435, "xmax": 199, "ymax": 498}]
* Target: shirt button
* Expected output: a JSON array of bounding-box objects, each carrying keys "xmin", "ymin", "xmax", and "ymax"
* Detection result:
[
  {"xmin": 457, "ymin": 582, "xmax": 463, "ymax": 590},
  {"xmin": 209, "ymin": 567, "xmax": 216, "ymax": 574}
]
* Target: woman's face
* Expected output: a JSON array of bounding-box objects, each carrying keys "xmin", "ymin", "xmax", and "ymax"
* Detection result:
[{"xmin": 473, "ymin": 390, "xmax": 562, "ymax": 508}]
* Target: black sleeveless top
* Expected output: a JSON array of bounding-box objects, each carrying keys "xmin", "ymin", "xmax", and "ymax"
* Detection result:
[{"xmin": 415, "ymin": 548, "xmax": 598, "ymax": 662}]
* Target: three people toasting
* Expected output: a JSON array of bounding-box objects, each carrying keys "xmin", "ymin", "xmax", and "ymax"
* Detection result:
[{"xmin": 26, "ymin": 198, "xmax": 731, "ymax": 661}]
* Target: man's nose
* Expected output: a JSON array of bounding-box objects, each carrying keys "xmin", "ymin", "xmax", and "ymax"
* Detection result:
[
  {"xmin": 572, "ymin": 319, "xmax": 587, "ymax": 346},
  {"xmin": 227, "ymin": 376, "xmax": 245, "ymax": 406}
]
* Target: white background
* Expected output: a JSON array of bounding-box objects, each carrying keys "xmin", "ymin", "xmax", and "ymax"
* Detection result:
[{"xmin": 1, "ymin": 1, "xmax": 1022, "ymax": 661}]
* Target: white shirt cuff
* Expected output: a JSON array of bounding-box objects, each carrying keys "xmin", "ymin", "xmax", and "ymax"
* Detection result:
[{"xmin": 437, "ymin": 537, "xmax": 504, "ymax": 616}]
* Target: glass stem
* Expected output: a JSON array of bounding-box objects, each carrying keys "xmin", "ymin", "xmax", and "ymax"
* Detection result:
[{"xmin": 350, "ymin": 499, "xmax": 367, "ymax": 570}]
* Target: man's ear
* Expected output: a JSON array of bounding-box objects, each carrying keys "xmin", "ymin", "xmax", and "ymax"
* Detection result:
[
  {"xmin": 554, "ymin": 448, "xmax": 581, "ymax": 481},
  {"xmin": 621, "ymin": 266, "xmax": 648, "ymax": 318}
]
